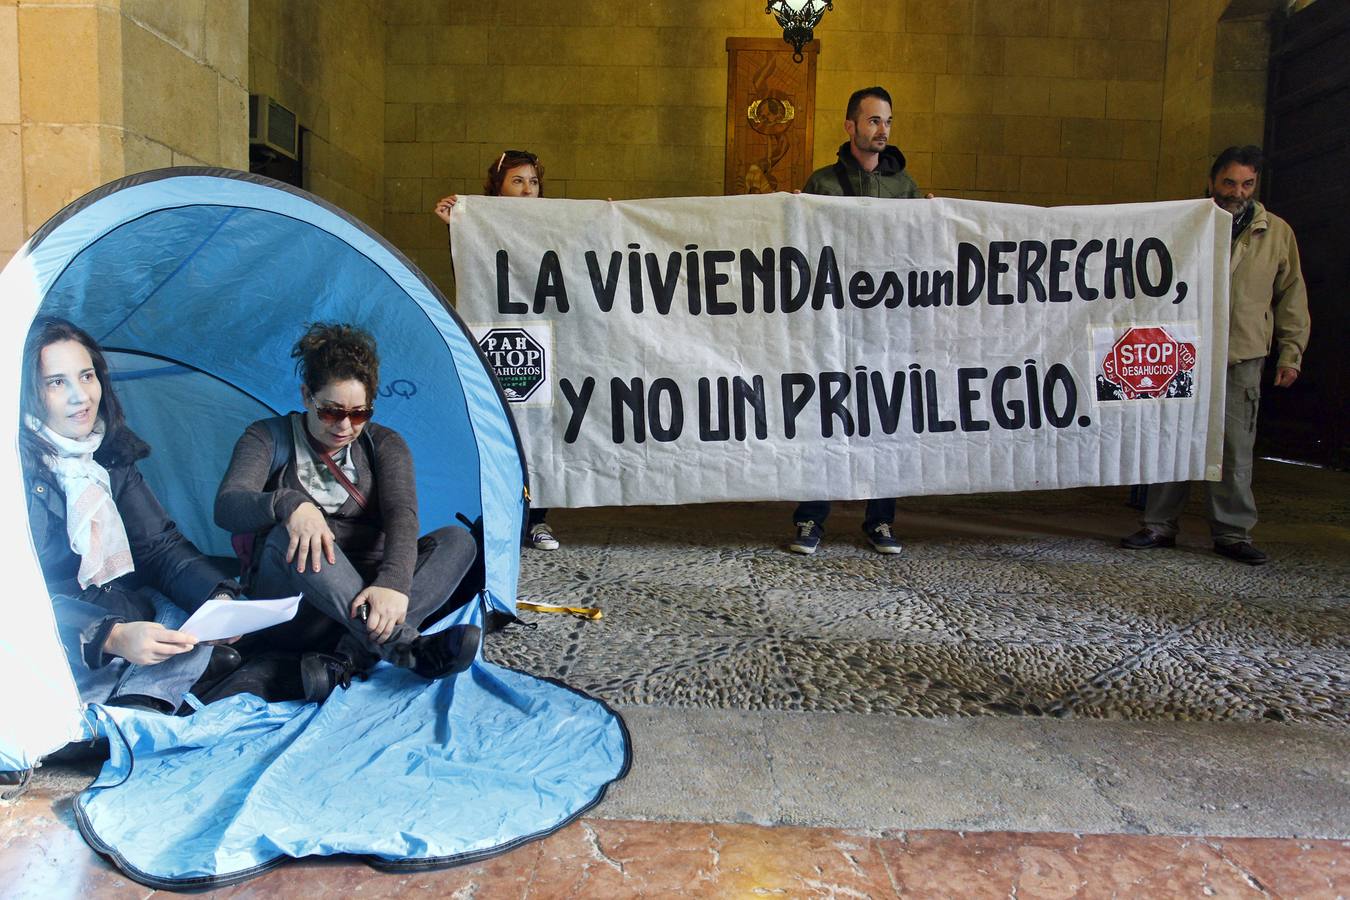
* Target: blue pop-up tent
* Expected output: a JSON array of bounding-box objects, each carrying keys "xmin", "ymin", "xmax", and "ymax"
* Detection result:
[{"xmin": 0, "ymin": 168, "xmax": 629, "ymax": 887}]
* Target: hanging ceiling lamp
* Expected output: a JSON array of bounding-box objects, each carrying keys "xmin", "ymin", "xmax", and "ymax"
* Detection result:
[{"xmin": 766, "ymin": 0, "xmax": 833, "ymax": 62}]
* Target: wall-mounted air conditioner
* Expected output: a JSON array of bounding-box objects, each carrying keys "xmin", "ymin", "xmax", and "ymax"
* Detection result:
[{"xmin": 248, "ymin": 94, "xmax": 299, "ymax": 161}]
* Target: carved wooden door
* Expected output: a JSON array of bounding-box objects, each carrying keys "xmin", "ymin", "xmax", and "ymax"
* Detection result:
[{"xmin": 724, "ymin": 37, "xmax": 819, "ymax": 195}]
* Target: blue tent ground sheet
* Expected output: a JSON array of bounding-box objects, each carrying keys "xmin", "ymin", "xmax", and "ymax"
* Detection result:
[{"xmin": 76, "ymin": 605, "xmax": 631, "ymax": 888}]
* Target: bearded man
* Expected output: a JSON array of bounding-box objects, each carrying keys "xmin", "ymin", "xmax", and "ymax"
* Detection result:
[{"xmin": 1122, "ymin": 145, "xmax": 1311, "ymax": 565}]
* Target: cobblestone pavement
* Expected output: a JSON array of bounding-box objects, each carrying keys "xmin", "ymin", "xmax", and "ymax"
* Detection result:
[{"xmin": 489, "ymin": 462, "xmax": 1350, "ymax": 728}]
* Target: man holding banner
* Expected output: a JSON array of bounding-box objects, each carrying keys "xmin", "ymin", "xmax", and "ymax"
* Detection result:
[
  {"xmin": 788, "ymin": 85, "xmax": 926, "ymax": 556},
  {"xmin": 1122, "ymin": 145, "xmax": 1310, "ymax": 566},
  {"xmin": 453, "ymin": 118, "xmax": 1232, "ymax": 525}
]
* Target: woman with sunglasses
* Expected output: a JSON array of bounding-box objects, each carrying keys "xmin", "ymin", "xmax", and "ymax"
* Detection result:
[
  {"xmin": 21, "ymin": 316, "xmax": 245, "ymax": 715},
  {"xmin": 434, "ymin": 149, "xmax": 560, "ymax": 552},
  {"xmin": 214, "ymin": 323, "xmax": 481, "ymax": 697}
]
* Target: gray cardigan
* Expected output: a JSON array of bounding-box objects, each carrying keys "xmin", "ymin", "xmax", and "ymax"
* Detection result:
[{"xmin": 214, "ymin": 415, "xmax": 420, "ymax": 594}]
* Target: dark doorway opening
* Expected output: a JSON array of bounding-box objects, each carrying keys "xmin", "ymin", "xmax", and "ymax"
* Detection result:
[{"xmin": 1260, "ymin": 1, "xmax": 1350, "ymax": 468}]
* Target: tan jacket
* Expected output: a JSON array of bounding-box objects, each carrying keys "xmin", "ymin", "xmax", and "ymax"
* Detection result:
[{"xmin": 1228, "ymin": 202, "xmax": 1310, "ymax": 369}]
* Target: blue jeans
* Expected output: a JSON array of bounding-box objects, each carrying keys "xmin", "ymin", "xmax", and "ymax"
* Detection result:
[
  {"xmin": 56, "ymin": 589, "xmax": 212, "ymax": 710},
  {"xmin": 792, "ymin": 499, "xmax": 896, "ymax": 531}
]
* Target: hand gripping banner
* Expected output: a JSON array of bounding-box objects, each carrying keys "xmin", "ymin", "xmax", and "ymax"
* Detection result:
[{"xmin": 453, "ymin": 193, "xmax": 1231, "ymax": 509}]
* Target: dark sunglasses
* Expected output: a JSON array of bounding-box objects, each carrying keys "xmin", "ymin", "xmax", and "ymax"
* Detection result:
[{"xmin": 314, "ymin": 404, "xmax": 373, "ymax": 425}]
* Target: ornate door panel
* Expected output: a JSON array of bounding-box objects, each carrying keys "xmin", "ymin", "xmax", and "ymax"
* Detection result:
[{"xmin": 724, "ymin": 37, "xmax": 819, "ymax": 195}]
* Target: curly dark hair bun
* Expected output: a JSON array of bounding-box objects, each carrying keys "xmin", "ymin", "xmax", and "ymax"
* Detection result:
[{"xmin": 292, "ymin": 322, "xmax": 380, "ymax": 401}]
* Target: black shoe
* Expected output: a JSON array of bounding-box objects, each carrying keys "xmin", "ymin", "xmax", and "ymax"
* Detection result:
[
  {"xmin": 1214, "ymin": 541, "xmax": 1268, "ymax": 565},
  {"xmin": 410, "ymin": 624, "xmax": 481, "ymax": 680},
  {"xmin": 188, "ymin": 644, "xmax": 244, "ymax": 696},
  {"xmin": 107, "ymin": 694, "xmax": 174, "ymax": 714},
  {"xmin": 198, "ymin": 653, "xmax": 304, "ymax": 704},
  {"xmin": 300, "ymin": 652, "xmax": 355, "ymax": 704},
  {"xmin": 1120, "ymin": 528, "xmax": 1176, "ymax": 550},
  {"xmin": 0, "ymin": 768, "xmax": 32, "ymax": 801}
]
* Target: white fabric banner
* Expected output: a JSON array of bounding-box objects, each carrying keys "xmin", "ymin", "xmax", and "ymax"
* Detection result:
[{"xmin": 453, "ymin": 194, "xmax": 1230, "ymax": 509}]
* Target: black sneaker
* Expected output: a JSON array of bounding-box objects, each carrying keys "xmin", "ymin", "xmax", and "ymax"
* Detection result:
[
  {"xmin": 410, "ymin": 624, "xmax": 481, "ymax": 680},
  {"xmin": 788, "ymin": 520, "xmax": 823, "ymax": 555},
  {"xmin": 300, "ymin": 652, "xmax": 356, "ymax": 703},
  {"xmin": 1120, "ymin": 528, "xmax": 1176, "ymax": 549}
]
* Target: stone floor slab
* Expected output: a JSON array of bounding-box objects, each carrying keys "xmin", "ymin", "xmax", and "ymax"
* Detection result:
[{"xmin": 595, "ymin": 708, "xmax": 1350, "ymax": 840}]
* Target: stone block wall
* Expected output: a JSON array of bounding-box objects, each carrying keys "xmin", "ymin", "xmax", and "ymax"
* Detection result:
[
  {"xmin": 808, "ymin": 0, "xmax": 1180, "ymax": 207},
  {"xmin": 2, "ymin": 0, "xmax": 247, "ymax": 263},
  {"xmin": 1210, "ymin": 4, "xmax": 1275, "ymax": 155},
  {"xmin": 384, "ymin": 0, "xmax": 1240, "ymax": 296},
  {"xmin": 248, "ymin": 0, "xmax": 386, "ymax": 231},
  {"xmin": 5, "ymin": 1, "xmax": 1296, "ymax": 288},
  {"xmin": 1159, "ymin": 0, "xmax": 1281, "ymax": 201},
  {"xmin": 1, "ymin": 1, "xmax": 21, "ymax": 260}
]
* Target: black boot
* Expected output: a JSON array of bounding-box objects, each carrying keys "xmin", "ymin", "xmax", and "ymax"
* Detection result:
[
  {"xmin": 410, "ymin": 624, "xmax": 481, "ymax": 680},
  {"xmin": 198, "ymin": 653, "xmax": 305, "ymax": 704},
  {"xmin": 189, "ymin": 645, "xmax": 244, "ymax": 696},
  {"xmin": 300, "ymin": 652, "xmax": 356, "ymax": 704}
]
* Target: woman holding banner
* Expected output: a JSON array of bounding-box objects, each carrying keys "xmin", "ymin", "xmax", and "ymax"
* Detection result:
[{"xmin": 434, "ymin": 149, "xmax": 560, "ymax": 552}]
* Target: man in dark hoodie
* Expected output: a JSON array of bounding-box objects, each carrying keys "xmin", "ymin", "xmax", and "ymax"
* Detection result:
[
  {"xmin": 800, "ymin": 85, "xmax": 925, "ymax": 199},
  {"xmin": 788, "ymin": 86, "xmax": 927, "ymax": 556}
]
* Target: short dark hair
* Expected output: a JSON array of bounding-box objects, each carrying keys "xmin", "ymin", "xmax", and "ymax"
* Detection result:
[
  {"xmin": 20, "ymin": 315, "xmax": 128, "ymax": 470},
  {"xmin": 1210, "ymin": 145, "xmax": 1264, "ymax": 181},
  {"xmin": 846, "ymin": 86, "xmax": 892, "ymax": 121},
  {"xmin": 484, "ymin": 149, "xmax": 545, "ymax": 197},
  {"xmin": 292, "ymin": 322, "xmax": 380, "ymax": 404}
]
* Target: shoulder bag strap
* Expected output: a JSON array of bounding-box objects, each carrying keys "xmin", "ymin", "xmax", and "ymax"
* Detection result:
[
  {"xmin": 263, "ymin": 416, "xmax": 291, "ymax": 489},
  {"xmin": 300, "ymin": 425, "xmax": 369, "ymax": 510}
]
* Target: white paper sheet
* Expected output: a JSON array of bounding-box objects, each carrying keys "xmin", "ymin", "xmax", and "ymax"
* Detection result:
[{"xmin": 180, "ymin": 594, "xmax": 303, "ymax": 642}]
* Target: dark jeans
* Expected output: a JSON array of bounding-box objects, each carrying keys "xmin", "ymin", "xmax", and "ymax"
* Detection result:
[
  {"xmin": 250, "ymin": 525, "xmax": 477, "ymax": 671},
  {"xmin": 528, "ymin": 507, "xmax": 549, "ymax": 526},
  {"xmin": 792, "ymin": 498, "xmax": 896, "ymax": 531}
]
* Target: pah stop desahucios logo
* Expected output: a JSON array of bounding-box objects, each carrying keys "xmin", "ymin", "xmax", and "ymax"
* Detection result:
[
  {"xmin": 1097, "ymin": 325, "xmax": 1197, "ymax": 401},
  {"xmin": 478, "ymin": 327, "xmax": 547, "ymax": 403}
]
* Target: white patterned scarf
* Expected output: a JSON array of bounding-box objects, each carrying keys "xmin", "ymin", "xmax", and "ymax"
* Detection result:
[{"xmin": 29, "ymin": 416, "xmax": 135, "ymax": 588}]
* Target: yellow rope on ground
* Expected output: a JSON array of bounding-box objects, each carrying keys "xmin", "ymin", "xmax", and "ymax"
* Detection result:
[{"xmin": 516, "ymin": 601, "xmax": 603, "ymax": 620}]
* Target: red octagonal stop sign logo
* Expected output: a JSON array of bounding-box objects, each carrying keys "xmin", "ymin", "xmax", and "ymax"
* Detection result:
[{"xmin": 1102, "ymin": 326, "xmax": 1197, "ymax": 399}]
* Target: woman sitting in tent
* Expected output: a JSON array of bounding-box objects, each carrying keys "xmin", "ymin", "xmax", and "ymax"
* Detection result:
[
  {"xmin": 435, "ymin": 148, "xmax": 560, "ymax": 553},
  {"xmin": 22, "ymin": 316, "xmax": 245, "ymax": 714},
  {"xmin": 214, "ymin": 323, "xmax": 480, "ymax": 696}
]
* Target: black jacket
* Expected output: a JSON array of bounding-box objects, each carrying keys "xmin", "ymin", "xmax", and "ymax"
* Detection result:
[{"xmin": 25, "ymin": 427, "xmax": 237, "ymax": 669}]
